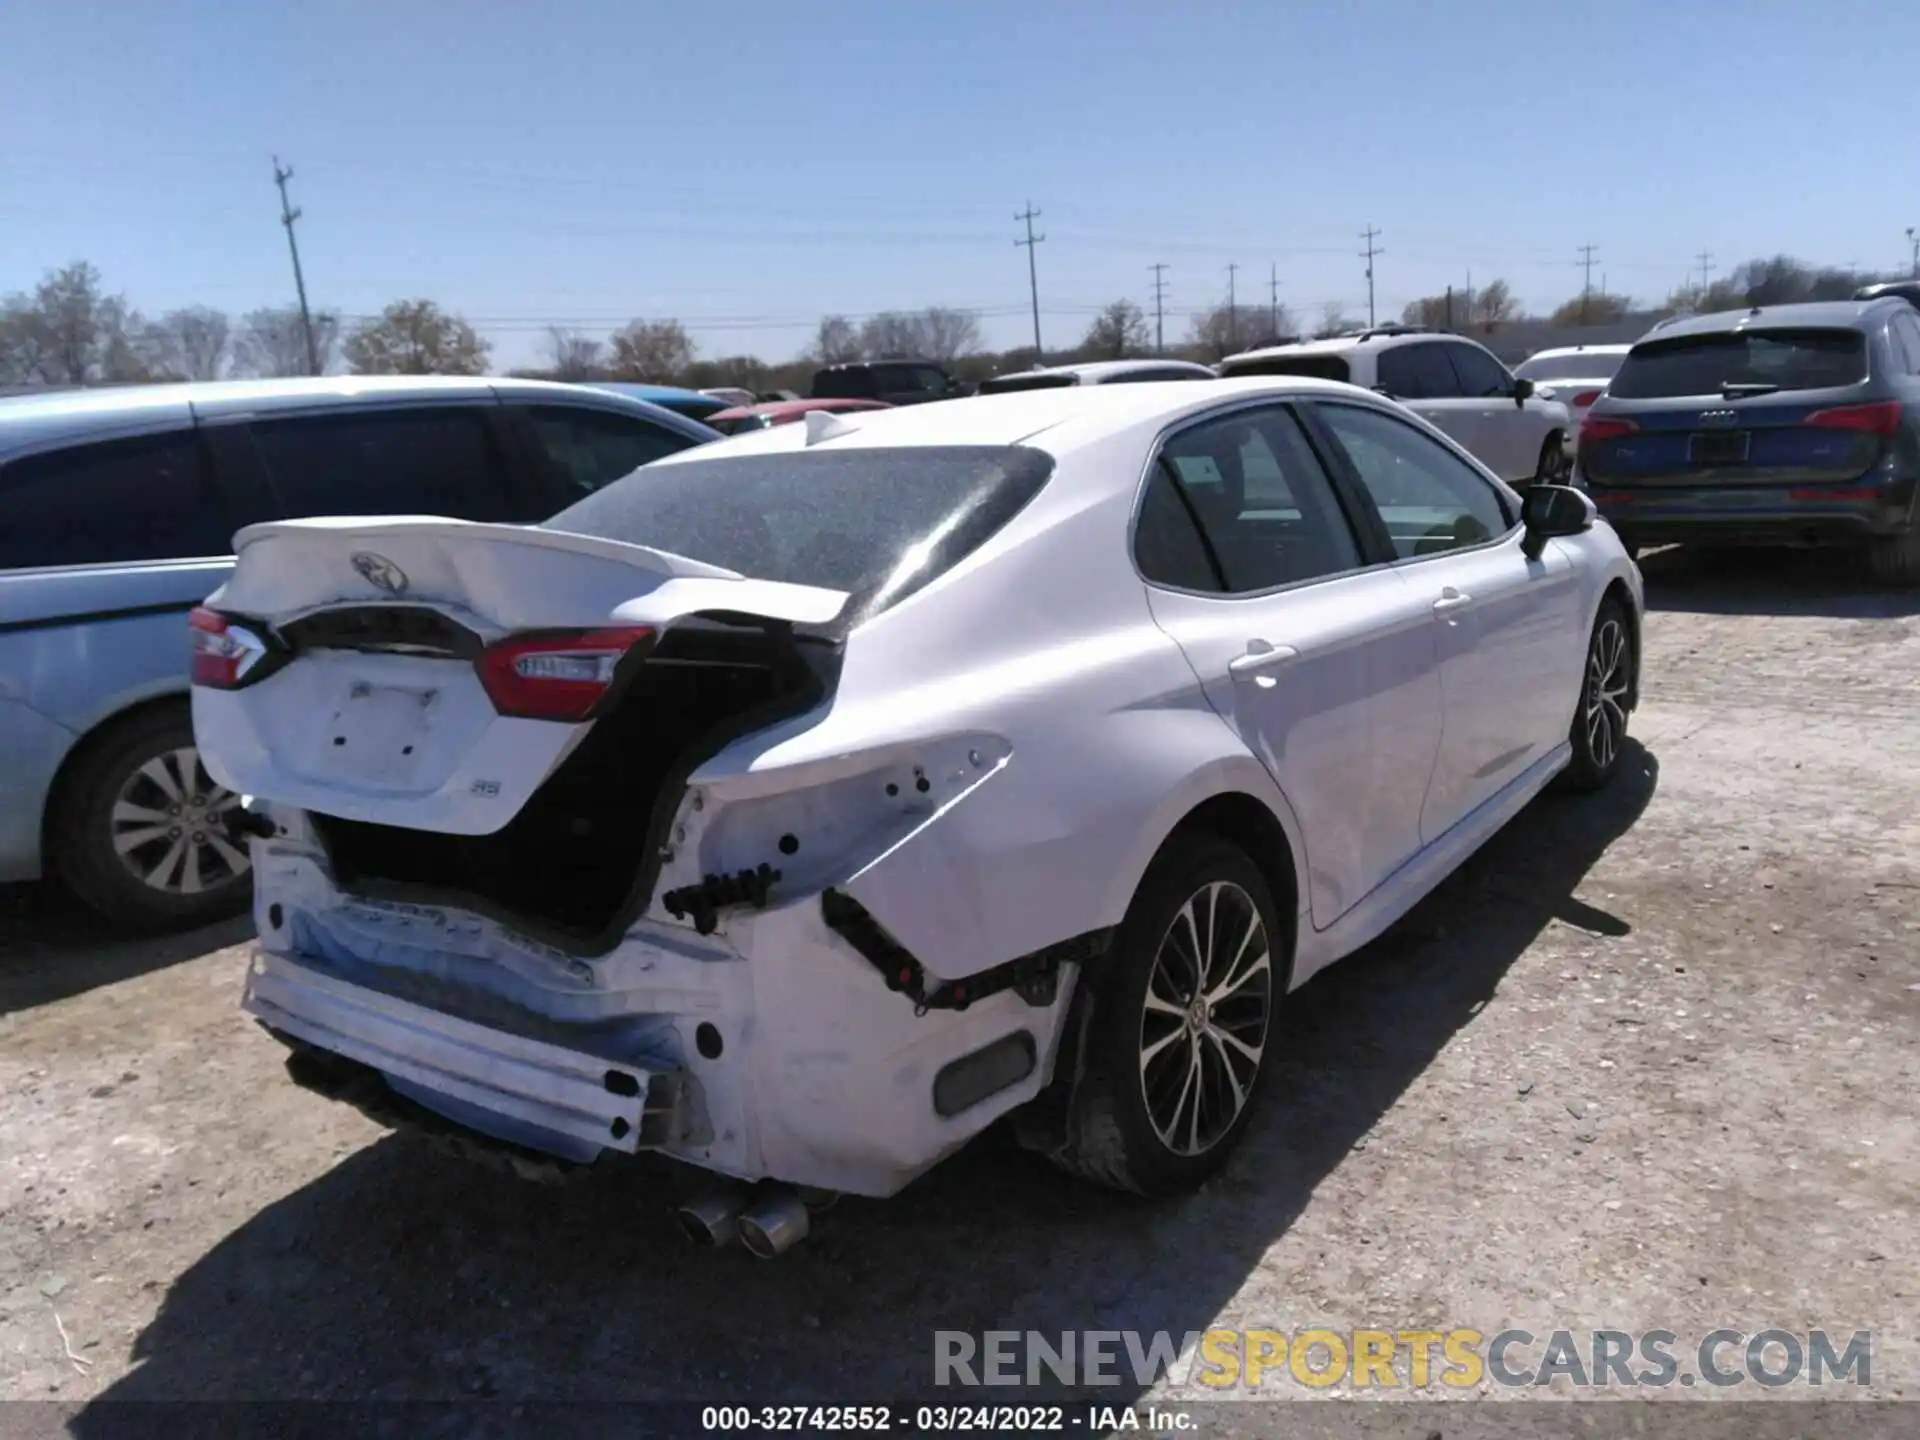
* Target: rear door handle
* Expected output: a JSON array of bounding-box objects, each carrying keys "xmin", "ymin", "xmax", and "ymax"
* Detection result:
[
  {"xmin": 1432, "ymin": 587, "xmax": 1474, "ymax": 616},
  {"xmin": 1227, "ymin": 641, "xmax": 1301, "ymax": 683}
]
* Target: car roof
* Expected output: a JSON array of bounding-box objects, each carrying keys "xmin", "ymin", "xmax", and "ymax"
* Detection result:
[
  {"xmin": 812, "ymin": 359, "xmax": 946, "ymax": 372},
  {"xmin": 708, "ymin": 398, "xmax": 892, "ymax": 422},
  {"xmin": 1637, "ymin": 301, "xmax": 1886, "ymax": 342},
  {"xmin": 0, "ymin": 374, "xmax": 718, "ymax": 457},
  {"xmin": 1006, "ymin": 359, "xmax": 1217, "ymax": 383},
  {"xmin": 1523, "ymin": 344, "xmax": 1634, "ymax": 360},
  {"xmin": 653, "ymin": 375, "xmax": 1376, "ymax": 464},
  {"xmin": 583, "ymin": 381, "xmax": 721, "ymax": 403}
]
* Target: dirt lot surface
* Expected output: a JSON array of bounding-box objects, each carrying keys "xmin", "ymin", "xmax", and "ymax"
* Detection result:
[{"xmin": 2, "ymin": 548, "xmax": 1916, "ymax": 1429}]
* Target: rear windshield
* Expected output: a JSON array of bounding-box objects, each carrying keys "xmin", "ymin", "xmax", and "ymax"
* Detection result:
[
  {"xmin": 977, "ymin": 372, "xmax": 1077, "ymax": 394},
  {"xmin": 1515, "ymin": 352, "xmax": 1627, "ymax": 384},
  {"xmin": 1609, "ymin": 330, "xmax": 1867, "ymax": 399},
  {"xmin": 540, "ymin": 445, "xmax": 1055, "ymax": 627},
  {"xmin": 810, "ymin": 369, "xmax": 876, "ymax": 399},
  {"xmin": 1219, "ymin": 354, "xmax": 1351, "ymax": 384}
]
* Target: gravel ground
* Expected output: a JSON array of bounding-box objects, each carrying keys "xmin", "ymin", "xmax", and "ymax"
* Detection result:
[{"xmin": 1, "ymin": 547, "xmax": 1916, "ymax": 1431}]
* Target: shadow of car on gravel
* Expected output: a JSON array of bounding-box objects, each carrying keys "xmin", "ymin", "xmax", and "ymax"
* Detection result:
[
  {"xmin": 0, "ymin": 881, "xmax": 252, "ymax": 1018},
  {"xmin": 71, "ymin": 743, "xmax": 1658, "ymax": 1419},
  {"xmin": 1639, "ymin": 544, "xmax": 1920, "ymax": 619}
]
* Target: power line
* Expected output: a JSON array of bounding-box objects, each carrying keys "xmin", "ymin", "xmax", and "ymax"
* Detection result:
[
  {"xmin": 1149, "ymin": 263, "xmax": 1169, "ymax": 356},
  {"xmin": 271, "ymin": 156, "xmax": 320, "ymax": 376},
  {"xmin": 1577, "ymin": 244, "xmax": 1599, "ymax": 322},
  {"xmin": 1014, "ymin": 204, "xmax": 1045, "ymax": 358},
  {"xmin": 1359, "ymin": 226, "xmax": 1383, "ymax": 327}
]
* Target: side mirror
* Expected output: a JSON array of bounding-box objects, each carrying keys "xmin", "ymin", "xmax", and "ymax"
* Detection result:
[
  {"xmin": 1512, "ymin": 376, "xmax": 1535, "ymax": 406},
  {"xmin": 1520, "ymin": 483, "xmax": 1595, "ymax": 559}
]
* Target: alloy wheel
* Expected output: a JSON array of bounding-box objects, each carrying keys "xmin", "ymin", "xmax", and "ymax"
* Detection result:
[
  {"xmin": 1138, "ymin": 880, "xmax": 1273, "ymax": 1157},
  {"xmin": 110, "ymin": 745, "xmax": 250, "ymax": 895},
  {"xmin": 1584, "ymin": 619, "xmax": 1630, "ymax": 771}
]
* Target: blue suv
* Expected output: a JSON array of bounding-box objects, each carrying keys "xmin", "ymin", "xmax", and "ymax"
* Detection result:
[
  {"xmin": 1577, "ymin": 299, "xmax": 1920, "ymax": 583},
  {"xmin": 0, "ymin": 376, "xmax": 717, "ymax": 929}
]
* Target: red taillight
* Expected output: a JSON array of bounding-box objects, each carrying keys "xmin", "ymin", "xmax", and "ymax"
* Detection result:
[
  {"xmin": 1571, "ymin": 389, "xmax": 1603, "ymax": 408},
  {"xmin": 1789, "ymin": 487, "xmax": 1880, "ymax": 503},
  {"xmin": 1803, "ymin": 401, "xmax": 1902, "ymax": 436},
  {"xmin": 1580, "ymin": 415, "xmax": 1639, "ymax": 445},
  {"xmin": 475, "ymin": 626, "xmax": 655, "ymax": 721},
  {"xmin": 189, "ymin": 606, "xmax": 270, "ymax": 689}
]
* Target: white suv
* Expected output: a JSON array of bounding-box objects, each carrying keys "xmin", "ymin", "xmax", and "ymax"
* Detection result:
[{"xmin": 1218, "ymin": 326, "xmax": 1573, "ymax": 486}]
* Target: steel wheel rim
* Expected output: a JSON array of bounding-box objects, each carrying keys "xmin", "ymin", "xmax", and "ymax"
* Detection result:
[
  {"xmin": 1138, "ymin": 880, "xmax": 1273, "ymax": 1158},
  {"xmin": 1584, "ymin": 619, "xmax": 1629, "ymax": 771},
  {"xmin": 110, "ymin": 745, "xmax": 250, "ymax": 895}
]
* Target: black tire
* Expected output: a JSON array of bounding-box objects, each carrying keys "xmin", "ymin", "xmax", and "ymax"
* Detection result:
[
  {"xmin": 1560, "ymin": 597, "xmax": 1633, "ymax": 793},
  {"xmin": 1866, "ymin": 528, "xmax": 1920, "ymax": 586},
  {"xmin": 49, "ymin": 703, "xmax": 253, "ymax": 931},
  {"xmin": 1049, "ymin": 836, "xmax": 1284, "ymax": 1196},
  {"xmin": 1533, "ymin": 436, "xmax": 1570, "ymax": 487}
]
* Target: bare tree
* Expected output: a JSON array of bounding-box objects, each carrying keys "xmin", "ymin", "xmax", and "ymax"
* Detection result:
[
  {"xmin": 544, "ymin": 326, "xmax": 604, "ymax": 381},
  {"xmin": 1470, "ymin": 279, "xmax": 1521, "ymax": 328},
  {"xmin": 1547, "ymin": 292, "xmax": 1634, "ymax": 326},
  {"xmin": 1314, "ymin": 302, "xmax": 1359, "ymax": 339},
  {"xmin": 233, "ymin": 306, "xmax": 340, "ymax": 376},
  {"xmin": 1186, "ymin": 304, "xmax": 1276, "ymax": 362},
  {"xmin": 811, "ymin": 314, "xmax": 863, "ymax": 365},
  {"xmin": 3, "ymin": 262, "xmax": 146, "ymax": 385},
  {"xmin": 1081, "ymin": 299, "xmax": 1151, "ymax": 360},
  {"xmin": 918, "ymin": 307, "xmax": 982, "ymax": 362},
  {"xmin": 343, "ymin": 299, "xmax": 491, "ymax": 375},
  {"xmin": 144, "ymin": 307, "xmax": 232, "ymax": 380},
  {"xmin": 607, "ymin": 318, "xmax": 695, "ymax": 382},
  {"xmin": 0, "ymin": 297, "xmax": 45, "ymax": 385},
  {"xmin": 858, "ymin": 311, "xmax": 925, "ymax": 359}
]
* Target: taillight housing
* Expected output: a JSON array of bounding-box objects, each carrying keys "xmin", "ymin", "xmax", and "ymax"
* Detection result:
[
  {"xmin": 1804, "ymin": 401, "xmax": 1903, "ymax": 436},
  {"xmin": 1580, "ymin": 414, "xmax": 1639, "ymax": 446},
  {"xmin": 1571, "ymin": 389, "xmax": 1603, "ymax": 408},
  {"xmin": 475, "ymin": 626, "xmax": 655, "ymax": 722},
  {"xmin": 189, "ymin": 607, "xmax": 275, "ymax": 689}
]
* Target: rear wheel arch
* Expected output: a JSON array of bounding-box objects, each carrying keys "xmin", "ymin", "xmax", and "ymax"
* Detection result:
[
  {"xmin": 40, "ymin": 692, "xmax": 196, "ymax": 852},
  {"xmin": 1597, "ymin": 575, "xmax": 1640, "ymax": 709},
  {"xmin": 1152, "ymin": 792, "xmax": 1301, "ymax": 994}
]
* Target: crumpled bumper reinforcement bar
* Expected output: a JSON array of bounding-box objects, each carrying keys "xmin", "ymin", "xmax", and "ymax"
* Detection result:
[{"xmin": 242, "ymin": 950, "xmax": 679, "ymax": 1156}]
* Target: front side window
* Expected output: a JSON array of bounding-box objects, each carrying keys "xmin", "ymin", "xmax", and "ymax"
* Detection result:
[
  {"xmin": 525, "ymin": 406, "xmax": 692, "ymax": 496},
  {"xmin": 1376, "ymin": 343, "xmax": 1462, "ymax": 399},
  {"xmin": 0, "ymin": 430, "xmax": 232, "ymax": 569},
  {"xmin": 542, "ymin": 444, "xmax": 1053, "ymax": 626},
  {"xmin": 1314, "ymin": 402, "xmax": 1513, "ymax": 560},
  {"xmin": 1443, "ymin": 342, "xmax": 1515, "ymax": 398},
  {"xmin": 249, "ymin": 406, "xmax": 515, "ymax": 522},
  {"xmin": 1144, "ymin": 406, "xmax": 1363, "ymax": 593}
]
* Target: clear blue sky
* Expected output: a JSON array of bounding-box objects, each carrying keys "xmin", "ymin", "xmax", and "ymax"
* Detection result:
[{"xmin": 5, "ymin": 0, "xmax": 1917, "ymax": 368}]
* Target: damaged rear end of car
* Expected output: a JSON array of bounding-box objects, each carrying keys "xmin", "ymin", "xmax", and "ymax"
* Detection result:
[{"xmin": 193, "ymin": 441, "xmax": 1091, "ymax": 1204}]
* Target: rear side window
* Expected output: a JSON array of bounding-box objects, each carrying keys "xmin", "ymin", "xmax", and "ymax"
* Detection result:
[
  {"xmin": 1376, "ymin": 344, "xmax": 1461, "ymax": 399},
  {"xmin": 1220, "ymin": 354, "xmax": 1351, "ymax": 384},
  {"xmin": 249, "ymin": 406, "xmax": 516, "ymax": 522},
  {"xmin": 541, "ymin": 444, "xmax": 1054, "ymax": 626},
  {"xmin": 0, "ymin": 430, "xmax": 233, "ymax": 568},
  {"xmin": 524, "ymin": 405, "xmax": 693, "ymax": 498},
  {"xmin": 1610, "ymin": 330, "xmax": 1869, "ymax": 398}
]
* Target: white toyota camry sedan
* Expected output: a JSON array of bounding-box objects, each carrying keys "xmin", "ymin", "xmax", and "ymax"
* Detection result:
[{"xmin": 190, "ymin": 377, "xmax": 1643, "ymax": 1251}]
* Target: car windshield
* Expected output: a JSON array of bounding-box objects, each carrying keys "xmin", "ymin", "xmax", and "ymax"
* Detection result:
[
  {"xmin": 1220, "ymin": 354, "xmax": 1351, "ymax": 384},
  {"xmin": 1516, "ymin": 352, "xmax": 1627, "ymax": 384},
  {"xmin": 977, "ymin": 372, "xmax": 1077, "ymax": 393},
  {"xmin": 540, "ymin": 444, "xmax": 1055, "ymax": 626},
  {"xmin": 1609, "ymin": 330, "xmax": 1867, "ymax": 398}
]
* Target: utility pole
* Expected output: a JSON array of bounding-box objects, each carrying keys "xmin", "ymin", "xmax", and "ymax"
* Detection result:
[
  {"xmin": 1577, "ymin": 243, "xmax": 1599, "ymax": 323},
  {"xmin": 1359, "ymin": 226, "xmax": 1383, "ymax": 327},
  {"xmin": 1014, "ymin": 204, "xmax": 1045, "ymax": 359},
  {"xmin": 1696, "ymin": 250, "xmax": 1715, "ymax": 295},
  {"xmin": 1268, "ymin": 263, "xmax": 1281, "ymax": 340},
  {"xmin": 1149, "ymin": 263, "xmax": 1169, "ymax": 356},
  {"xmin": 1908, "ymin": 227, "xmax": 1918, "ymax": 279},
  {"xmin": 1226, "ymin": 263, "xmax": 1239, "ymax": 350},
  {"xmin": 272, "ymin": 156, "xmax": 321, "ymax": 376}
]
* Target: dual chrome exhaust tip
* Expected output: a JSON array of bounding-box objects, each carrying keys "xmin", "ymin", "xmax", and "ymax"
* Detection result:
[{"xmin": 677, "ymin": 1186, "xmax": 813, "ymax": 1258}]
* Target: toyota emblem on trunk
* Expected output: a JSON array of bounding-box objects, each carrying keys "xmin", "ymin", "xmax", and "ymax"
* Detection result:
[{"xmin": 351, "ymin": 552, "xmax": 409, "ymax": 595}]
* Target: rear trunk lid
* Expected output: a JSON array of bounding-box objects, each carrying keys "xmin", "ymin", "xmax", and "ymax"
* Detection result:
[{"xmin": 192, "ymin": 517, "xmax": 847, "ymax": 837}]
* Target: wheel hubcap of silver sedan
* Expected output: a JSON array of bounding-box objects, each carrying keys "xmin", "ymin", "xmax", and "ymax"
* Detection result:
[
  {"xmin": 111, "ymin": 746, "xmax": 250, "ymax": 894},
  {"xmin": 1139, "ymin": 881, "xmax": 1273, "ymax": 1157},
  {"xmin": 1584, "ymin": 619, "xmax": 1630, "ymax": 771}
]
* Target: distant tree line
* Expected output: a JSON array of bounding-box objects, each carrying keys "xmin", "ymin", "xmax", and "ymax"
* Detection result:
[{"xmin": 2, "ymin": 254, "xmax": 1900, "ymax": 394}]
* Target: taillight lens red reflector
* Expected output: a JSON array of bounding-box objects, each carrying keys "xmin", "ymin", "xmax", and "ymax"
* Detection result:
[
  {"xmin": 1789, "ymin": 487, "xmax": 1878, "ymax": 503},
  {"xmin": 1804, "ymin": 401, "xmax": 1902, "ymax": 435},
  {"xmin": 475, "ymin": 626, "xmax": 655, "ymax": 721},
  {"xmin": 189, "ymin": 607, "xmax": 270, "ymax": 688},
  {"xmin": 1580, "ymin": 415, "xmax": 1639, "ymax": 445},
  {"xmin": 1571, "ymin": 390, "xmax": 1603, "ymax": 408}
]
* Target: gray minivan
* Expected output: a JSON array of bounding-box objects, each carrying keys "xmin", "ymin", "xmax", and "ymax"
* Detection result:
[{"xmin": 0, "ymin": 376, "xmax": 717, "ymax": 929}]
